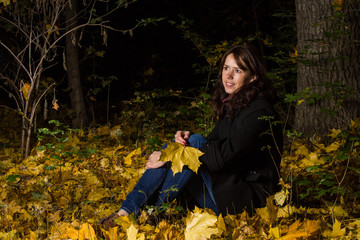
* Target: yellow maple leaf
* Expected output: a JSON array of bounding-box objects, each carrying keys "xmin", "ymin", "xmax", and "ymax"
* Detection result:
[
  {"xmin": 328, "ymin": 128, "xmax": 342, "ymax": 138},
  {"xmin": 21, "ymin": 83, "xmax": 31, "ymax": 101},
  {"xmin": 277, "ymin": 205, "xmax": 297, "ymax": 218},
  {"xmin": 281, "ymin": 220, "xmax": 321, "ymax": 240},
  {"xmin": 268, "ymin": 226, "xmax": 281, "ymax": 239},
  {"xmin": 126, "ymin": 224, "xmax": 144, "ymax": 240},
  {"xmin": 323, "ymin": 219, "xmax": 346, "ymax": 238},
  {"xmin": 87, "ymin": 187, "xmax": 109, "ymax": 201},
  {"xmin": 101, "ymin": 226, "xmax": 119, "ymax": 240},
  {"xmin": 301, "ymin": 152, "xmax": 324, "ymax": 167},
  {"xmin": 79, "ymin": 223, "xmax": 96, "ymax": 240},
  {"xmin": 325, "ymin": 141, "xmax": 342, "ymax": 153},
  {"xmin": 65, "ymin": 226, "xmax": 79, "ymax": 240},
  {"xmin": 217, "ymin": 214, "xmax": 226, "ymax": 234},
  {"xmin": 160, "ymin": 142, "xmax": 204, "ymax": 175},
  {"xmin": 351, "ymin": 119, "xmax": 360, "ymax": 130},
  {"xmin": 127, "ymin": 224, "xmax": 138, "ymax": 240},
  {"xmin": 184, "ymin": 206, "xmax": 220, "ymax": 240},
  {"xmin": 330, "ymin": 205, "xmax": 349, "ymax": 218},
  {"xmin": 124, "ymin": 148, "xmax": 142, "ymax": 166}
]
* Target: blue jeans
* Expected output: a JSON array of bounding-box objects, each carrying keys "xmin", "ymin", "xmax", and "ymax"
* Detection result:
[{"xmin": 120, "ymin": 134, "xmax": 218, "ymax": 215}]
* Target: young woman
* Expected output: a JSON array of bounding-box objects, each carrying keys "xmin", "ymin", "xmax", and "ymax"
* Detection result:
[{"xmin": 100, "ymin": 45, "xmax": 283, "ymax": 228}]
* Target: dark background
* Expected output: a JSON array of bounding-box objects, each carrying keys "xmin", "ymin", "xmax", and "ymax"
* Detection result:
[{"xmin": 81, "ymin": 0, "xmax": 295, "ymax": 99}]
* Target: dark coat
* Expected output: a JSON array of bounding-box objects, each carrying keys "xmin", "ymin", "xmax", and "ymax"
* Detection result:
[{"xmin": 199, "ymin": 98, "xmax": 283, "ymax": 216}]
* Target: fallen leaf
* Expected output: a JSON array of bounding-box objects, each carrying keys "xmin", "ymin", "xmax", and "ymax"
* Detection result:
[
  {"xmin": 323, "ymin": 219, "xmax": 345, "ymax": 238},
  {"xmin": 127, "ymin": 224, "xmax": 138, "ymax": 240},
  {"xmin": 101, "ymin": 227, "xmax": 119, "ymax": 240},
  {"xmin": 79, "ymin": 223, "xmax": 96, "ymax": 240},
  {"xmin": 124, "ymin": 148, "xmax": 142, "ymax": 166},
  {"xmin": 160, "ymin": 142, "xmax": 204, "ymax": 175},
  {"xmin": 268, "ymin": 226, "xmax": 281, "ymax": 239},
  {"xmin": 185, "ymin": 206, "xmax": 220, "ymax": 240},
  {"xmin": 330, "ymin": 205, "xmax": 349, "ymax": 218},
  {"xmin": 274, "ymin": 188, "xmax": 289, "ymax": 206},
  {"xmin": 281, "ymin": 220, "xmax": 321, "ymax": 239}
]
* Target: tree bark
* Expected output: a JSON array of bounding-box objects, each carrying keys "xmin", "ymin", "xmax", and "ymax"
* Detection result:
[
  {"xmin": 295, "ymin": 0, "xmax": 360, "ymax": 135},
  {"xmin": 66, "ymin": 0, "xmax": 88, "ymax": 128}
]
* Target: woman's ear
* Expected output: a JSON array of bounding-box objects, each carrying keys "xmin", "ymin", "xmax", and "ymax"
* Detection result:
[{"xmin": 249, "ymin": 75, "xmax": 256, "ymax": 82}]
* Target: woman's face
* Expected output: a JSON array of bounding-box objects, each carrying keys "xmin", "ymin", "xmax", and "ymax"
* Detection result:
[{"xmin": 222, "ymin": 53, "xmax": 252, "ymax": 94}]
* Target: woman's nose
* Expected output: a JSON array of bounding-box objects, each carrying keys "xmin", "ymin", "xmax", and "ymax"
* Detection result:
[{"xmin": 226, "ymin": 71, "xmax": 233, "ymax": 79}]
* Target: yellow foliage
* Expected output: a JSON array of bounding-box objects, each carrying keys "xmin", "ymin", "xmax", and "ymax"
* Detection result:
[
  {"xmin": 0, "ymin": 230, "xmax": 17, "ymax": 239},
  {"xmin": 101, "ymin": 226, "xmax": 119, "ymax": 240},
  {"xmin": 268, "ymin": 226, "xmax": 281, "ymax": 239},
  {"xmin": 97, "ymin": 125, "xmax": 110, "ymax": 136},
  {"xmin": 323, "ymin": 219, "xmax": 346, "ymax": 238},
  {"xmin": 300, "ymin": 152, "xmax": 325, "ymax": 167},
  {"xmin": 160, "ymin": 142, "xmax": 204, "ymax": 175},
  {"xmin": 0, "ymin": 0, "xmax": 11, "ymax": 6},
  {"xmin": 185, "ymin": 207, "xmax": 220, "ymax": 240},
  {"xmin": 351, "ymin": 118, "xmax": 360, "ymax": 130},
  {"xmin": 21, "ymin": 83, "xmax": 31, "ymax": 101},
  {"xmin": 274, "ymin": 188, "xmax": 289, "ymax": 206},
  {"xmin": 325, "ymin": 141, "xmax": 342, "ymax": 153},
  {"xmin": 330, "ymin": 205, "xmax": 349, "ymax": 218},
  {"xmin": 87, "ymin": 187, "xmax": 109, "ymax": 201},
  {"xmin": 281, "ymin": 220, "xmax": 321, "ymax": 239},
  {"xmin": 124, "ymin": 147, "xmax": 142, "ymax": 166},
  {"xmin": 1, "ymin": 123, "xmax": 360, "ymax": 239},
  {"xmin": 328, "ymin": 128, "xmax": 342, "ymax": 138},
  {"xmin": 79, "ymin": 223, "xmax": 97, "ymax": 240},
  {"xmin": 127, "ymin": 224, "xmax": 138, "ymax": 240}
]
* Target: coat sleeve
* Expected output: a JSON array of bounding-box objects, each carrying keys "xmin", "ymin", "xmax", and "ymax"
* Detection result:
[{"xmin": 200, "ymin": 101, "xmax": 273, "ymax": 172}]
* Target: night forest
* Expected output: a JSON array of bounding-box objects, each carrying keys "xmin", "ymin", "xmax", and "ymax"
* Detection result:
[{"xmin": 1, "ymin": 0, "xmax": 360, "ymax": 239}]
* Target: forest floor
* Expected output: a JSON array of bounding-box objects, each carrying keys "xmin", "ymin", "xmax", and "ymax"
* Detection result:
[{"xmin": 1, "ymin": 107, "xmax": 360, "ymax": 239}]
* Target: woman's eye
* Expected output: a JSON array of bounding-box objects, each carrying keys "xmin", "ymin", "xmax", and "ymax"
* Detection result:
[
  {"xmin": 236, "ymin": 69, "xmax": 242, "ymax": 73},
  {"xmin": 224, "ymin": 66, "xmax": 229, "ymax": 70}
]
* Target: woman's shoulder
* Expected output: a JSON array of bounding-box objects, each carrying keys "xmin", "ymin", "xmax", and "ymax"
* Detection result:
[
  {"xmin": 241, "ymin": 98, "xmax": 274, "ymax": 114},
  {"xmin": 232, "ymin": 98, "xmax": 275, "ymax": 122}
]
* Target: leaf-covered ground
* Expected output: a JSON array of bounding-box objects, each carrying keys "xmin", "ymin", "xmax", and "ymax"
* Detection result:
[{"xmin": 1, "ymin": 106, "xmax": 360, "ymax": 239}]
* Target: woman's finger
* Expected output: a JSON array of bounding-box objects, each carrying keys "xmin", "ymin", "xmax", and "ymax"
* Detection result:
[{"xmin": 174, "ymin": 131, "xmax": 190, "ymax": 145}]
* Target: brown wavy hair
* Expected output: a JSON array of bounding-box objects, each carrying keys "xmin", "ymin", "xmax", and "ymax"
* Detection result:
[{"xmin": 212, "ymin": 45, "xmax": 276, "ymax": 119}]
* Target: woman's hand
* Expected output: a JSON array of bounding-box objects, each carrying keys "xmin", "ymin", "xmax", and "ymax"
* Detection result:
[
  {"xmin": 145, "ymin": 151, "xmax": 166, "ymax": 169},
  {"xmin": 174, "ymin": 131, "xmax": 191, "ymax": 146}
]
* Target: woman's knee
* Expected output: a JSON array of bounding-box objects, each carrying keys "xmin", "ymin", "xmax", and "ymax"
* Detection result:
[{"xmin": 188, "ymin": 134, "xmax": 207, "ymax": 148}]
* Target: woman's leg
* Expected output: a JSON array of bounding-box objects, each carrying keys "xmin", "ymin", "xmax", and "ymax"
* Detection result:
[
  {"xmin": 153, "ymin": 134, "xmax": 209, "ymax": 205},
  {"xmin": 184, "ymin": 134, "xmax": 219, "ymax": 214},
  {"xmin": 120, "ymin": 134, "xmax": 217, "ymax": 215},
  {"xmin": 119, "ymin": 165, "xmax": 168, "ymax": 215},
  {"xmin": 185, "ymin": 169, "xmax": 219, "ymax": 215}
]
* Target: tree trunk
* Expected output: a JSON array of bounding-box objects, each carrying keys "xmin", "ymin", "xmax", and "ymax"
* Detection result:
[
  {"xmin": 294, "ymin": 0, "xmax": 360, "ymax": 135},
  {"xmin": 66, "ymin": 0, "xmax": 88, "ymax": 128}
]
